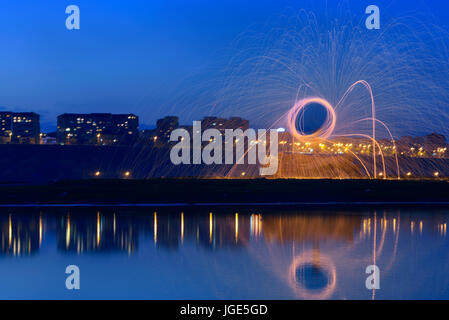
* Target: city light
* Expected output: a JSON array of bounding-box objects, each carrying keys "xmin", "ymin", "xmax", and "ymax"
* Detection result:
[{"xmin": 95, "ymin": 171, "xmax": 101, "ymax": 177}]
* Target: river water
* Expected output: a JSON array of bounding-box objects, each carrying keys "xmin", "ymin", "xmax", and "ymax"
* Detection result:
[{"xmin": 0, "ymin": 206, "xmax": 448, "ymax": 299}]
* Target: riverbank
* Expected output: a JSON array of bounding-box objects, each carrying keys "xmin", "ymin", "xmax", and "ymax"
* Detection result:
[{"xmin": 0, "ymin": 178, "xmax": 448, "ymax": 206}]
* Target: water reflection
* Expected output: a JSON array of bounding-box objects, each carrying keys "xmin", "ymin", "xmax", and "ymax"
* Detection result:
[{"xmin": 0, "ymin": 207, "xmax": 448, "ymax": 299}]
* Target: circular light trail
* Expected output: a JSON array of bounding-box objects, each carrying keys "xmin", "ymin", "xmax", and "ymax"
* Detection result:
[{"xmin": 286, "ymin": 97, "xmax": 336, "ymax": 141}]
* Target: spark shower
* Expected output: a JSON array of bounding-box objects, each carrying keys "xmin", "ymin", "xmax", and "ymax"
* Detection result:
[{"xmin": 161, "ymin": 5, "xmax": 449, "ymax": 179}]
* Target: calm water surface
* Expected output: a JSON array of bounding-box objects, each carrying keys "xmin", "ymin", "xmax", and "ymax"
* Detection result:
[{"xmin": 0, "ymin": 206, "xmax": 449, "ymax": 299}]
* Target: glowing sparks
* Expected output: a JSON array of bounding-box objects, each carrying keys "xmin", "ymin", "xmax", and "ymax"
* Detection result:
[{"xmin": 287, "ymin": 97, "xmax": 336, "ymax": 142}]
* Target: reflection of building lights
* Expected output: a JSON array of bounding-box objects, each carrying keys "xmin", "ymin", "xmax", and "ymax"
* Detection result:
[
  {"xmin": 97, "ymin": 212, "xmax": 101, "ymax": 246},
  {"xmin": 39, "ymin": 215, "xmax": 43, "ymax": 247},
  {"xmin": 250, "ymin": 214, "xmax": 254, "ymax": 237},
  {"xmin": 8, "ymin": 214, "xmax": 12, "ymax": 247},
  {"xmin": 66, "ymin": 215, "xmax": 71, "ymax": 249},
  {"xmin": 411, "ymin": 221, "xmax": 414, "ymax": 234},
  {"xmin": 154, "ymin": 212, "xmax": 157, "ymax": 244},
  {"xmin": 419, "ymin": 221, "xmax": 423, "ymax": 235},
  {"xmin": 209, "ymin": 212, "xmax": 213, "ymax": 243},
  {"xmin": 251, "ymin": 214, "xmax": 262, "ymax": 239},
  {"xmin": 113, "ymin": 213, "xmax": 116, "ymax": 236},
  {"xmin": 255, "ymin": 215, "xmax": 259, "ymax": 238},
  {"xmin": 181, "ymin": 212, "xmax": 184, "ymax": 243},
  {"xmin": 235, "ymin": 213, "xmax": 239, "ymax": 243},
  {"xmin": 393, "ymin": 218, "xmax": 396, "ymax": 234}
]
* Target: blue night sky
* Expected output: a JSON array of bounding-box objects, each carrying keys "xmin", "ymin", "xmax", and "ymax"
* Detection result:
[{"xmin": 0, "ymin": 0, "xmax": 449, "ymax": 132}]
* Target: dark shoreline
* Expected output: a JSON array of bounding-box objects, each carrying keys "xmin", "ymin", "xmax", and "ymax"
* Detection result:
[{"xmin": 0, "ymin": 178, "xmax": 448, "ymax": 206}]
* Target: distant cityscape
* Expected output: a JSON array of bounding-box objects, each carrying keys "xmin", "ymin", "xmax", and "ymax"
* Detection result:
[
  {"xmin": 0, "ymin": 110, "xmax": 447, "ymax": 160},
  {"xmin": 0, "ymin": 111, "xmax": 250, "ymax": 147}
]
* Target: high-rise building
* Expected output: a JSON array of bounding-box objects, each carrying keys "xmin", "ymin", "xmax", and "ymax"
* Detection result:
[
  {"xmin": 202, "ymin": 116, "xmax": 249, "ymax": 133},
  {"xmin": 156, "ymin": 116, "xmax": 179, "ymax": 143},
  {"xmin": 57, "ymin": 113, "xmax": 138, "ymax": 145},
  {"xmin": 0, "ymin": 112, "xmax": 40, "ymax": 144},
  {"xmin": 0, "ymin": 112, "xmax": 13, "ymax": 143}
]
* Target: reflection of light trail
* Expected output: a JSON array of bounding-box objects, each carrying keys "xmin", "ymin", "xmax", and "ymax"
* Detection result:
[
  {"xmin": 288, "ymin": 251, "xmax": 337, "ymax": 300},
  {"xmin": 376, "ymin": 212, "xmax": 387, "ymax": 258},
  {"xmin": 385, "ymin": 213, "xmax": 400, "ymax": 273},
  {"xmin": 372, "ymin": 211, "xmax": 377, "ymax": 300}
]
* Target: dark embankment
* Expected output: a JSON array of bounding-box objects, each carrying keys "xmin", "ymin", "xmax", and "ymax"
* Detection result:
[{"xmin": 0, "ymin": 179, "xmax": 448, "ymax": 205}]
